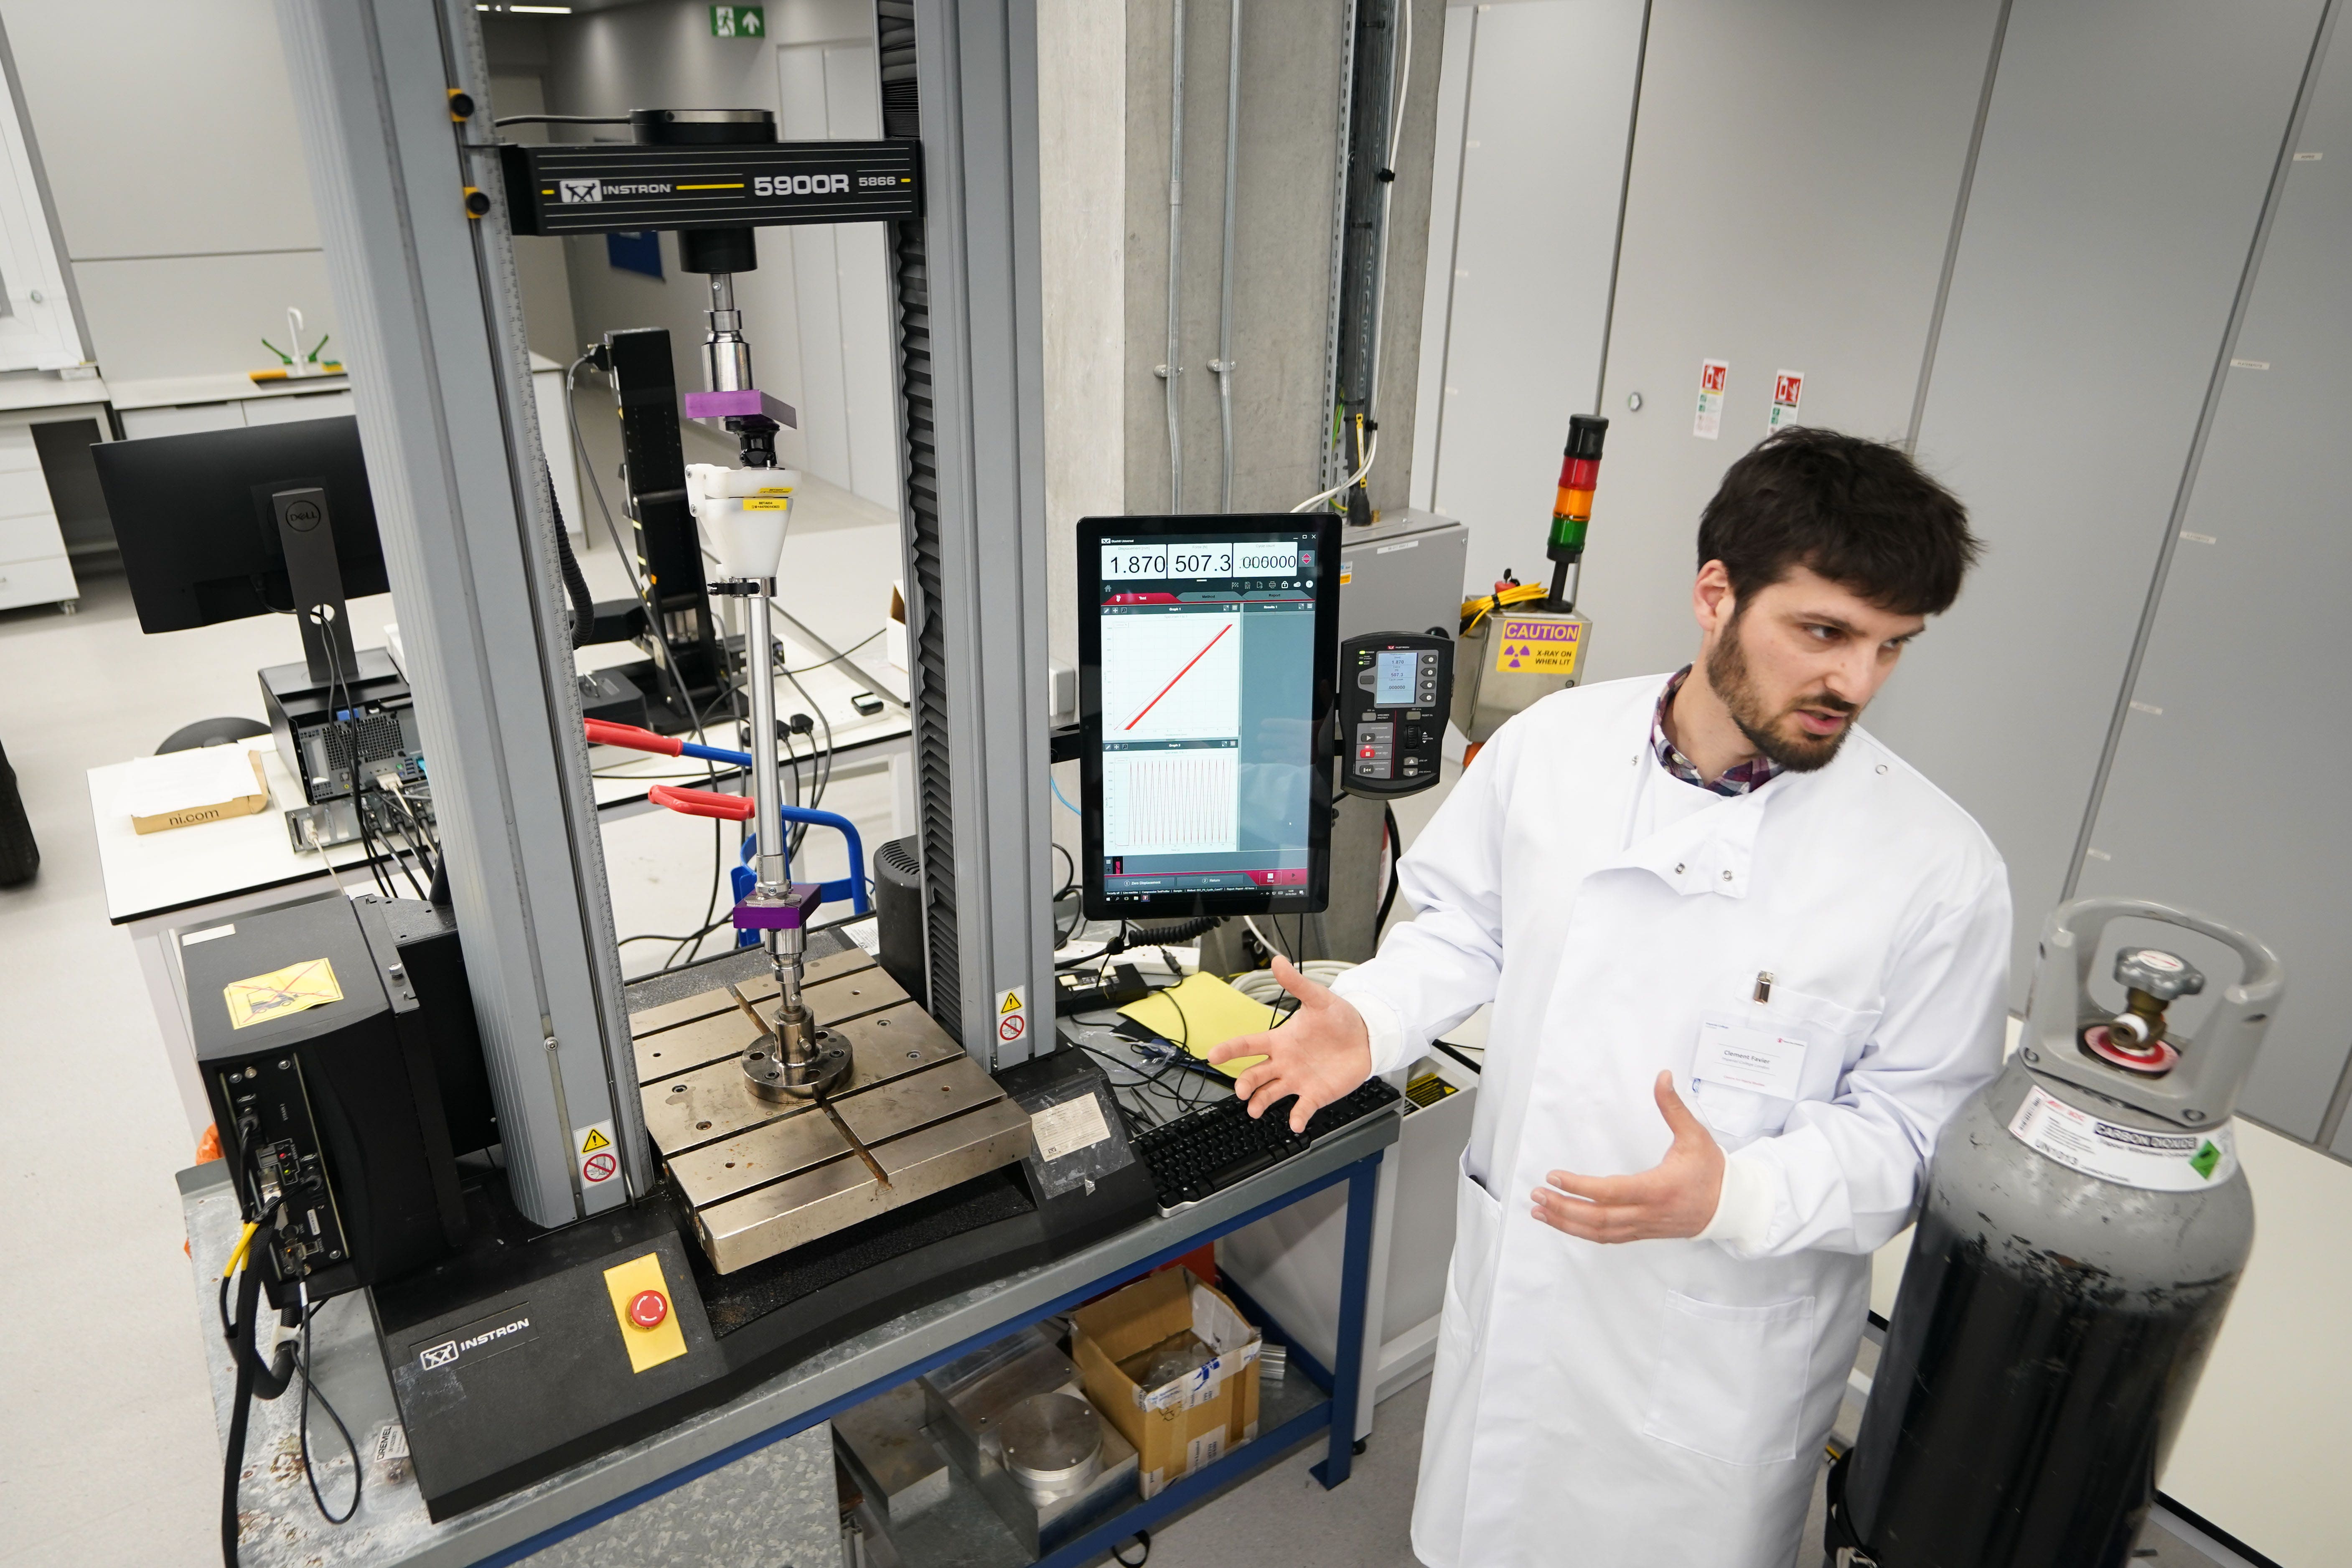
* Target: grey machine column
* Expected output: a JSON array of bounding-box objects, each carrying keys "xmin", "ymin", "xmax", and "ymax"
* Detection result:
[
  {"xmin": 884, "ymin": 0, "xmax": 1058, "ymax": 1064},
  {"xmin": 275, "ymin": 0, "xmax": 646, "ymax": 1225}
]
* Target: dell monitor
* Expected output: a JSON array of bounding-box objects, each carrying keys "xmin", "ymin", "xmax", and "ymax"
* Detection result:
[
  {"xmin": 1078, "ymin": 515, "xmax": 1341, "ymax": 918},
  {"xmin": 95, "ymin": 415, "xmax": 386, "ymax": 681}
]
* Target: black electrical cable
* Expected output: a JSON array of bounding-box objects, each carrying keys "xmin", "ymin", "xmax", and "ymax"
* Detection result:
[
  {"xmin": 493, "ymin": 114, "xmax": 631, "ymax": 127},
  {"xmin": 783, "ymin": 627, "xmax": 885, "ymax": 674},
  {"xmin": 565, "ymin": 353, "xmax": 642, "ymax": 595},
  {"xmin": 366, "ymin": 785, "xmax": 428, "ymax": 900},
  {"xmin": 319, "ymin": 639, "xmax": 399, "ymax": 901},
  {"xmin": 1111, "ymin": 1528, "xmax": 1152, "ymax": 1565},
  {"xmin": 782, "ymin": 660, "xmax": 834, "ymax": 809},
  {"xmin": 565, "ymin": 349, "xmax": 705, "ymax": 745},
  {"xmin": 666, "ymin": 681, "xmax": 737, "ymax": 969},
  {"xmin": 384, "ymin": 789, "xmax": 440, "ymax": 885},
  {"xmin": 295, "ymin": 1304, "xmax": 361, "ymax": 1525},
  {"xmin": 221, "ymin": 1217, "xmax": 297, "ymax": 1568}
]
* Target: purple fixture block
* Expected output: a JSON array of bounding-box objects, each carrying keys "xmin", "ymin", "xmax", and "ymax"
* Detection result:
[
  {"xmin": 683, "ymin": 387, "xmax": 799, "ymax": 431},
  {"xmin": 732, "ymin": 882, "xmax": 824, "ymax": 933}
]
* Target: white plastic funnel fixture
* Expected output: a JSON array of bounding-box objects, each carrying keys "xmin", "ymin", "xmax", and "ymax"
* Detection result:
[{"xmin": 688, "ymin": 463, "xmax": 798, "ymax": 581}]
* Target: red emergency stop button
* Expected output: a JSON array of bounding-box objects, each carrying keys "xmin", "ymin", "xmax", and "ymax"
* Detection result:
[{"xmin": 628, "ymin": 1288, "xmax": 669, "ymax": 1329}]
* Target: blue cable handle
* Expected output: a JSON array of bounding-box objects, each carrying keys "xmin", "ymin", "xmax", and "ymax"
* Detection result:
[
  {"xmin": 735, "ymin": 805, "xmax": 870, "ymax": 915},
  {"xmin": 679, "ymin": 738, "xmax": 753, "ymax": 767}
]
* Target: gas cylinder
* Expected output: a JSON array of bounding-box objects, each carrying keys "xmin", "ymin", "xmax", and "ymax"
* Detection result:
[{"xmin": 1828, "ymin": 897, "xmax": 2283, "ymax": 1568}]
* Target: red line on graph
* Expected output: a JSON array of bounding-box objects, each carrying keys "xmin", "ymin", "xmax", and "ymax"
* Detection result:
[{"xmin": 1124, "ymin": 622, "xmax": 1232, "ymax": 732}]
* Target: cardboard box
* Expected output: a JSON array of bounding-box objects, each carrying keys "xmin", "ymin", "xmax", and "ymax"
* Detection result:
[
  {"xmin": 884, "ymin": 581, "xmax": 908, "ymax": 673},
  {"xmin": 1071, "ymin": 1268, "xmax": 1261, "ymax": 1498},
  {"xmin": 121, "ymin": 748, "xmax": 270, "ymax": 834}
]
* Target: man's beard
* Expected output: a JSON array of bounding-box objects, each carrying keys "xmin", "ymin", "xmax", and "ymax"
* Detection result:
[{"xmin": 1704, "ymin": 616, "xmax": 1858, "ymax": 774}]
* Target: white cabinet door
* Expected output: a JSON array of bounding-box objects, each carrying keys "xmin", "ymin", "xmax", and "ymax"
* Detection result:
[
  {"xmin": 0, "ymin": 553, "xmax": 72, "ymax": 608},
  {"xmin": 239, "ymin": 388, "xmax": 356, "ymax": 425}
]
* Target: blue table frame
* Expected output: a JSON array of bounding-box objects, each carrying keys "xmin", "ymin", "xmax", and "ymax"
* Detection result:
[{"xmin": 470, "ymin": 1147, "xmax": 1389, "ymax": 1568}]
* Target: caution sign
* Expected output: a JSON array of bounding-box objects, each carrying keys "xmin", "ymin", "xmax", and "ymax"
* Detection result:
[
  {"xmin": 1493, "ymin": 616, "xmax": 1582, "ymax": 676},
  {"xmin": 997, "ymin": 986, "xmax": 1028, "ymax": 1047},
  {"xmin": 575, "ymin": 1121, "xmax": 619, "ymax": 1186}
]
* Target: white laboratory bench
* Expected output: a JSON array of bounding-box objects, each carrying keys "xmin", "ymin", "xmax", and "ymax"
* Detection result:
[
  {"xmin": 107, "ymin": 354, "xmax": 587, "ymax": 540},
  {"xmin": 89, "ymin": 628, "xmax": 911, "ymax": 1143}
]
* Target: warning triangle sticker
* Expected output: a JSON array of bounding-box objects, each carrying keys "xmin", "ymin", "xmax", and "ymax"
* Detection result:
[
  {"xmin": 580, "ymin": 1127, "xmax": 611, "ymax": 1154},
  {"xmin": 1000, "ymin": 992, "xmax": 1022, "ymax": 1014}
]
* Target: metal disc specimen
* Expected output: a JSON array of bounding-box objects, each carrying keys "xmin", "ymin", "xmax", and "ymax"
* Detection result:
[{"xmin": 1000, "ymin": 1392, "xmax": 1103, "ymax": 1501}]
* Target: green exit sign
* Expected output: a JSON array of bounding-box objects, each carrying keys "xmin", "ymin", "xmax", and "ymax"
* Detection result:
[{"xmin": 709, "ymin": 5, "xmax": 765, "ymax": 35}]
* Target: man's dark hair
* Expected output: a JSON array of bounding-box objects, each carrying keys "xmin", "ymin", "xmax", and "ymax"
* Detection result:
[{"xmin": 1696, "ymin": 427, "xmax": 1981, "ymax": 615}]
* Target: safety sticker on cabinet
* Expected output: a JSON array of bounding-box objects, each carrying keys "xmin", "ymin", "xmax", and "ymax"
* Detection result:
[
  {"xmin": 2006, "ymin": 1085, "xmax": 2237, "ymax": 1191},
  {"xmin": 1694, "ymin": 359, "xmax": 1729, "ymax": 440},
  {"xmin": 224, "ymin": 957, "xmax": 342, "ymax": 1030},
  {"xmin": 576, "ymin": 1121, "xmax": 620, "ymax": 1186},
  {"xmin": 997, "ymin": 986, "xmax": 1029, "ymax": 1047},
  {"xmin": 1493, "ymin": 617, "xmax": 1582, "ymax": 676}
]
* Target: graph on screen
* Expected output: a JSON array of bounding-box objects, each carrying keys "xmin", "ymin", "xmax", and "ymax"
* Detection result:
[
  {"xmin": 1101, "ymin": 611, "xmax": 1241, "ymax": 742},
  {"xmin": 1102, "ymin": 748, "xmax": 1238, "ymax": 856}
]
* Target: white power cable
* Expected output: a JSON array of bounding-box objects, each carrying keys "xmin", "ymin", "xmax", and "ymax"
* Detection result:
[
  {"xmin": 1231, "ymin": 961, "xmax": 1355, "ymax": 1006},
  {"xmin": 1291, "ymin": 428, "xmax": 1379, "ymax": 513}
]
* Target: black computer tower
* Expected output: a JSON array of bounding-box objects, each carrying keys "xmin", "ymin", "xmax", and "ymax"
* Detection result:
[{"xmin": 188, "ymin": 893, "xmax": 470, "ymax": 1306}]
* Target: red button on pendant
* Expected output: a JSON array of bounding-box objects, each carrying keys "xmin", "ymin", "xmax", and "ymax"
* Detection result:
[{"xmin": 629, "ymin": 1288, "xmax": 669, "ymax": 1329}]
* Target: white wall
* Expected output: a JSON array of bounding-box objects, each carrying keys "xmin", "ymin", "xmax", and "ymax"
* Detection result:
[
  {"xmin": 540, "ymin": 0, "xmax": 892, "ymax": 502},
  {"xmin": 1411, "ymin": 0, "xmax": 1646, "ymax": 597},
  {"xmin": 1040, "ymin": 0, "xmax": 1126, "ymax": 671},
  {"xmin": 0, "ymin": 0, "xmax": 339, "ymax": 388},
  {"xmin": 1586, "ymin": 0, "xmax": 2006, "ymax": 685}
]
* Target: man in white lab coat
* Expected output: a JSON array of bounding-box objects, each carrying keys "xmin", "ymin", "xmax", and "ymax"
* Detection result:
[{"xmin": 1213, "ymin": 428, "xmax": 2010, "ymax": 1567}]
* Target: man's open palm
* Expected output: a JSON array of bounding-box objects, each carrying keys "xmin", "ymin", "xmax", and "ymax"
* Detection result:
[
  {"xmin": 1207, "ymin": 956, "xmax": 1373, "ymax": 1133},
  {"xmin": 1531, "ymin": 1071, "xmax": 1726, "ymax": 1242}
]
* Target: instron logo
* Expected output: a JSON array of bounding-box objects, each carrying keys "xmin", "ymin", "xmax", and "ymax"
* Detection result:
[
  {"xmin": 415, "ymin": 1314, "xmax": 533, "ymax": 1371},
  {"xmin": 558, "ymin": 178, "xmax": 603, "ymax": 203}
]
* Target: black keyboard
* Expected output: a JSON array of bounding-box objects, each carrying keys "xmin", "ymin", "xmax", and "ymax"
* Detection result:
[{"xmin": 1132, "ymin": 1079, "xmax": 1403, "ymax": 1215}]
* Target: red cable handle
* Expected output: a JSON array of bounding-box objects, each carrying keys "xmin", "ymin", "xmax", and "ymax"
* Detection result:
[
  {"xmin": 648, "ymin": 784, "xmax": 754, "ymax": 821},
  {"xmin": 585, "ymin": 718, "xmax": 684, "ymax": 757}
]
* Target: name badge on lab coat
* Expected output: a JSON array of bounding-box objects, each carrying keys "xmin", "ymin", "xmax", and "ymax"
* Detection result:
[{"xmin": 1692, "ymin": 1014, "xmax": 1807, "ymax": 1101}]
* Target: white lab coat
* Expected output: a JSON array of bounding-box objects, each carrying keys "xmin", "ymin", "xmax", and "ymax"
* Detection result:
[{"xmin": 1330, "ymin": 673, "xmax": 2009, "ymax": 1568}]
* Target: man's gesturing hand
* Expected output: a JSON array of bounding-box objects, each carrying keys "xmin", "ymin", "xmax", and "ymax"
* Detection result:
[
  {"xmin": 1206, "ymin": 956, "xmax": 1373, "ymax": 1134},
  {"xmin": 1531, "ymin": 1072, "xmax": 1726, "ymax": 1243}
]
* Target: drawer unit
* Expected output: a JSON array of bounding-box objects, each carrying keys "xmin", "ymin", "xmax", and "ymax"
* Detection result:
[{"xmin": 0, "ymin": 554, "xmax": 75, "ymax": 610}]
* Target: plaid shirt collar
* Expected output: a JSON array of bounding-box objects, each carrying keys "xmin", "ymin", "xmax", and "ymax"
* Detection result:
[{"xmin": 1652, "ymin": 666, "xmax": 1783, "ymax": 798}]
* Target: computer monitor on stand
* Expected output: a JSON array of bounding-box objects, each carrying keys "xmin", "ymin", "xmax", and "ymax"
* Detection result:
[
  {"xmin": 94, "ymin": 417, "xmax": 423, "ymax": 839},
  {"xmin": 1077, "ymin": 515, "xmax": 1342, "ymax": 920}
]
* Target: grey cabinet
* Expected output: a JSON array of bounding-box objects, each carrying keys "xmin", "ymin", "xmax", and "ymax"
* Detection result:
[
  {"xmin": 2073, "ymin": 41, "xmax": 2352, "ymax": 1141},
  {"xmin": 1864, "ymin": 0, "xmax": 2333, "ymax": 1004}
]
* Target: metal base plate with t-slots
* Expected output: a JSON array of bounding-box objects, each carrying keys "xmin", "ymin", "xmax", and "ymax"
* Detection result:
[{"xmin": 632, "ymin": 947, "xmax": 1035, "ymax": 1272}]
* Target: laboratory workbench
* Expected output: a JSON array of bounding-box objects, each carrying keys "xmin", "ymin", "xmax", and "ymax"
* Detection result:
[
  {"xmin": 190, "ymin": 993, "xmax": 1396, "ymax": 1568},
  {"xmin": 87, "ymin": 624, "xmax": 912, "ymax": 1144}
]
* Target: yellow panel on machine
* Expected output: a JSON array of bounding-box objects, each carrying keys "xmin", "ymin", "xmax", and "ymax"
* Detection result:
[{"xmin": 630, "ymin": 949, "xmax": 1036, "ymax": 1274}]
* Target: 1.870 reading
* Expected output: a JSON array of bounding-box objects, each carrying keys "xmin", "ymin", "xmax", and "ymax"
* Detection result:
[{"xmin": 1104, "ymin": 548, "xmax": 1168, "ymax": 579}]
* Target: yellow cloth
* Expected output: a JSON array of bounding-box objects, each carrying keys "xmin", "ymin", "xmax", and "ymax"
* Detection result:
[{"xmin": 1117, "ymin": 971, "xmax": 1280, "ymax": 1077}]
